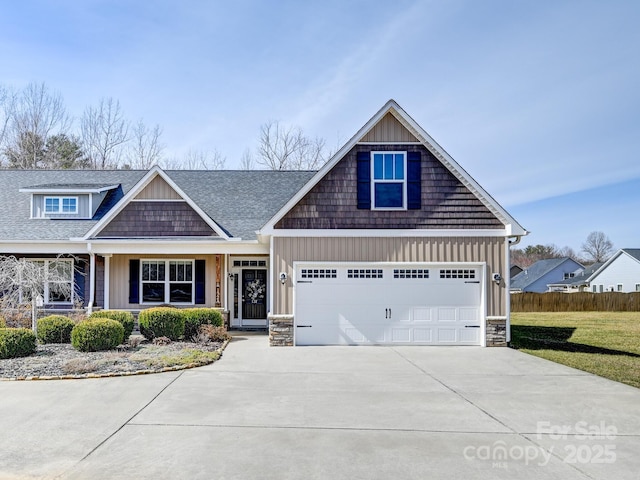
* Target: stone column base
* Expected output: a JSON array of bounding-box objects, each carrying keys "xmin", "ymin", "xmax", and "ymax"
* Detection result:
[
  {"xmin": 486, "ymin": 317, "xmax": 507, "ymax": 347},
  {"xmin": 268, "ymin": 314, "xmax": 294, "ymax": 346}
]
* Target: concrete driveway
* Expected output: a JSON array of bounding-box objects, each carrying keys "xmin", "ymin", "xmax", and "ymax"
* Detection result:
[{"xmin": 1, "ymin": 333, "xmax": 639, "ymax": 480}]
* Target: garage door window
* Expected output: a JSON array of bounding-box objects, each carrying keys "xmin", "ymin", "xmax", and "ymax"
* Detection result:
[
  {"xmin": 393, "ymin": 269, "xmax": 429, "ymax": 279},
  {"xmin": 347, "ymin": 269, "xmax": 383, "ymax": 279},
  {"xmin": 301, "ymin": 269, "xmax": 337, "ymax": 279},
  {"xmin": 440, "ymin": 269, "xmax": 475, "ymax": 279}
]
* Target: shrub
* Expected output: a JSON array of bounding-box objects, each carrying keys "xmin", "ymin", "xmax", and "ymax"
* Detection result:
[
  {"xmin": 37, "ymin": 315, "xmax": 75, "ymax": 343},
  {"xmin": 0, "ymin": 317, "xmax": 6, "ymax": 328},
  {"xmin": 183, "ymin": 308, "xmax": 223, "ymax": 340},
  {"xmin": 89, "ymin": 310, "xmax": 135, "ymax": 339},
  {"xmin": 138, "ymin": 307, "xmax": 184, "ymax": 341},
  {"xmin": 0, "ymin": 328, "xmax": 37, "ymax": 359},
  {"xmin": 198, "ymin": 324, "xmax": 231, "ymax": 343},
  {"xmin": 71, "ymin": 319, "xmax": 124, "ymax": 352}
]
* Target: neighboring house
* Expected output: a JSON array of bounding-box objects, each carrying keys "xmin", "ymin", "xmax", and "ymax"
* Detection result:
[
  {"xmin": 0, "ymin": 100, "xmax": 527, "ymax": 346},
  {"xmin": 510, "ymin": 258, "xmax": 584, "ymax": 293},
  {"xmin": 510, "ymin": 265, "xmax": 523, "ymax": 278},
  {"xmin": 547, "ymin": 262, "xmax": 603, "ymax": 292},
  {"xmin": 588, "ymin": 249, "xmax": 640, "ymax": 293}
]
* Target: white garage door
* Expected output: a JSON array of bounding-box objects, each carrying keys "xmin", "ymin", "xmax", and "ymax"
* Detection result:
[{"xmin": 294, "ymin": 263, "xmax": 484, "ymax": 346}]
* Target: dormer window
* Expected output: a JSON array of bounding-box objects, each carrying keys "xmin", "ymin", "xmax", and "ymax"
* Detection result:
[{"xmin": 45, "ymin": 196, "xmax": 78, "ymax": 214}]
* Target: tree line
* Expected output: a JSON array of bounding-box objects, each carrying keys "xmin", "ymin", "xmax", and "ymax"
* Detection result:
[
  {"xmin": 511, "ymin": 231, "xmax": 615, "ymax": 267},
  {"xmin": 0, "ymin": 82, "xmax": 330, "ymax": 171}
]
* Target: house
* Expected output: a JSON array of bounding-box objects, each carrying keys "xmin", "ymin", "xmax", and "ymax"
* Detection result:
[
  {"xmin": 588, "ymin": 249, "xmax": 640, "ymax": 292},
  {"xmin": 510, "ymin": 257, "xmax": 584, "ymax": 293},
  {"xmin": 510, "ymin": 264, "xmax": 523, "ymax": 278},
  {"xmin": 546, "ymin": 262, "xmax": 603, "ymax": 292},
  {"xmin": 0, "ymin": 100, "xmax": 527, "ymax": 346}
]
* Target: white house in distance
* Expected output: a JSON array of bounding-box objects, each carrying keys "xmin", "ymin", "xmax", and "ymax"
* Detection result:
[{"xmin": 588, "ymin": 249, "xmax": 640, "ymax": 293}]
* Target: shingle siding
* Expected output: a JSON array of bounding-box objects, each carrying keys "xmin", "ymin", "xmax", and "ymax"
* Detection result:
[
  {"xmin": 96, "ymin": 201, "xmax": 217, "ymax": 237},
  {"xmin": 275, "ymin": 144, "xmax": 504, "ymax": 230}
]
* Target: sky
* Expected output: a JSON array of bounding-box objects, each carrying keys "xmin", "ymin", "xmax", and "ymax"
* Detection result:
[{"xmin": 0, "ymin": 0, "xmax": 638, "ymax": 252}]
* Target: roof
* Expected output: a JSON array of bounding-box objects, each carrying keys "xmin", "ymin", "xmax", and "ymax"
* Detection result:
[
  {"xmin": 547, "ymin": 262, "xmax": 603, "ymax": 287},
  {"xmin": 587, "ymin": 248, "xmax": 640, "ymax": 281},
  {"xmin": 621, "ymin": 248, "xmax": 640, "ymax": 262},
  {"xmin": 510, "ymin": 257, "xmax": 583, "ymax": 291},
  {"xmin": 261, "ymin": 99, "xmax": 528, "ymax": 237},
  {"xmin": 19, "ymin": 183, "xmax": 119, "ymax": 193},
  {"xmin": 0, "ymin": 169, "xmax": 315, "ymax": 242}
]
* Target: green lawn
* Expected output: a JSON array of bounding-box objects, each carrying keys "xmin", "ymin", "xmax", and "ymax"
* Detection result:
[{"xmin": 510, "ymin": 312, "xmax": 640, "ymax": 389}]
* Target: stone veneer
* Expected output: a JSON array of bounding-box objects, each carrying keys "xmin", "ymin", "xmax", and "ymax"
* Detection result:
[
  {"xmin": 486, "ymin": 317, "xmax": 507, "ymax": 347},
  {"xmin": 268, "ymin": 315, "xmax": 294, "ymax": 346}
]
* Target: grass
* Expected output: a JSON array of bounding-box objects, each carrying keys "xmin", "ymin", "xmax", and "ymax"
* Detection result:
[
  {"xmin": 510, "ymin": 312, "xmax": 640, "ymax": 389},
  {"xmin": 129, "ymin": 346, "xmax": 221, "ymax": 369}
]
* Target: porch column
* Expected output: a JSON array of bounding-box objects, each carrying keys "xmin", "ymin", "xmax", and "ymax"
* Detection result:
[
  {"xmin": 88, "ymin": 252, "xmax": 95, "ymax": 315},
  {"xmin": 104, "ymin": 254, "xmax": 111, "ymax": 310}
]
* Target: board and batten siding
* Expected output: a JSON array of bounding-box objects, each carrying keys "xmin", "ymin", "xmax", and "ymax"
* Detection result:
[
  {"xmin": 108, "ymin": 254, "xmax": 222, "ymax": 309},
  {"xmin": 360, "ymin": 112, "xmax": 420, "ymax": 143},
  {"xmin": 272, "ymin": 236, "xmax": 507, "ymax": 317},
  {"xmin": 135, "ymin": 175, "xmax": 182, "ymax": 200}
]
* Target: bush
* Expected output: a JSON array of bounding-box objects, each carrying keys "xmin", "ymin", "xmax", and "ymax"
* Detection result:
[
  {"xmin": 89, "ymin": 310, "xmax": 135, "ymax": 339},
  {"xmin": 0, "ymin": 328, "xmax": 37, "ymax": 359},
  {"xmin": 0, "ymin": 317, "xmax": 6, "ymax": 328},
  {"xmin": 71, "ymin": 319, "xmax": 124, "ymax": 352},
  {"xmin": 37, "ymin": 315, "xmax": 75, "ymax": 343},
  {"xmin": 138, "ymin": 307, "xmax": 184, "ymax": 341},
  {"xmin": 198, "ymin": 324, "xmax": 231, "ymax": 343},
  {"xmin": 183, "ymin": 308, "xmax": 223, "ymax": 340}
]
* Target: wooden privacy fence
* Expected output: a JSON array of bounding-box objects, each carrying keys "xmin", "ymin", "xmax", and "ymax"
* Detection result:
[{"xmin": 511, "ymin": 292, "xmax": 640, "ymax": 312}]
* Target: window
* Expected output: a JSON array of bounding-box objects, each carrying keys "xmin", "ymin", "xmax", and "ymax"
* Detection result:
[
  {"xmin": 141, "ymin": 260, "xmax": 194, "ymax": 304},
  {"xmin": 300, "ymin": 269, "xmax": 337, "ymax": 279},
  {"xmin": 20, "ymin": 259, "xmax": 74, "ymax": 304},
  {"xmin": 617, "ymin": 284, "xmax": 623, "ymax": 292},
  {"xmin": 394, "ymin": 269, "xmax": 429, "ymax": 279},
  {"xmin": 347, "ymin": 269, "xmax": 383, "ymax": 279},
  {"xmin": 371, "ymin": 152, "xmax": 406, "ymax": 209},
  {"xmin": 440, "ymin": 269, "xmax": 476, "ymax": 279},
  {"xmin": 44, "ymin": 196, "xmax": 78, "ymax": 214},
  {"xmin": 636, "ymin": 284, "xmax": 640, "ymax": 292},
  {"xmin": 564, "ymin": 272, "xmax": 575, "ymax": 280}
]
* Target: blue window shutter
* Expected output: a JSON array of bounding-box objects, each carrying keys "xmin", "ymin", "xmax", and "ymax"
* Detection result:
[
  {"xmin": 129, "ymin": 260, "xmax": 140, "ymax": 304},
  {"xmin": 195, "ymin": 260, "xmax": 206, "ymax": 304},
  {"xmin": 407, "ymin": 151, "xmax": 422, "ymax": 210},
  {"xmin": 357, "ymin": 151, "xmax": 371, "ymax": 209},
  {"xmin": 74, "ymin": 260, "xmax": 85, "ymax": 305}
]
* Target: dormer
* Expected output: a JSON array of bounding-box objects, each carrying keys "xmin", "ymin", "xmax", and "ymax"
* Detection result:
[{"xmin": 19, "ymin": 183, "xmax": 120, "ymax": 219}]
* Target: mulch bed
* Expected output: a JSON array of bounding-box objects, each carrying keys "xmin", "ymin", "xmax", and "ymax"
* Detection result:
[{"xmin": 0, "ymin": 339, "xmax": 225, "ymax": 380}]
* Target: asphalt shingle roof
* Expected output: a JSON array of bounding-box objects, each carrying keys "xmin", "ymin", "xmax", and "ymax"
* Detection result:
[
  {"xmin": 622, "ymin": 249, "xmax": 640, "ymax": 262},
  {"xmin": 0, "ymin": 169, "xmax": 316, "ymax": 242},
  {"xmin": 510, "ymin": 258, "xmax": 578, "ymax": 290}
]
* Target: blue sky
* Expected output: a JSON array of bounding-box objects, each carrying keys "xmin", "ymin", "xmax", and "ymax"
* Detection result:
[{"xmin": 0, "ymin": 0, "xmax": 638, "ymax": 251}]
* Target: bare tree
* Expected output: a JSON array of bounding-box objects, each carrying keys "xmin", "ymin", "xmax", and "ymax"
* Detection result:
[
  {"xmin": 581, "ymin": 231, "xmax": 614, "ymax": 263},
  {"xmin": 81, "ymin": 97, "xmax": 129, "ymax": 169},
  {"xmin": 3, "ymin": 82, "xmax": 71, "ymax": 169},
  {"xmin": 0, "ymin": 256, "xmax": 75, "ymax": 332},
  {"xmin": 0, "ymin": 84, "xmax": 14, "ymax": 154},
  {"xmin": 239, "ymin": 148, "xmax": 255, "ymax": 170},
  {"xmin": 163, "ymin": 149, "xmax": 226, "ymax": 170},
  {"xmin": 124, "ymin": 120, "xmax": 163, "ymax": 169},
  {"xmin": 257, "ymin": 120, "xmax": 327, "ymax": 170}
]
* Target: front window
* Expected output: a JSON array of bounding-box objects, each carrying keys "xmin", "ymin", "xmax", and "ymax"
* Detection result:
[
  {"xmin": 371, "ymin": 152, "xmax": 406, "ymax": 209},
  {"xmin": 20, "ymin": 259, "xmax": 74, "ymax": 304},
  {"xmin": 141, "ymin": 260, "xmax": 194, "ymax": 304},
  {"xmin": 44, "ymin": 196, "xmax": 78, "ymax": 214}
]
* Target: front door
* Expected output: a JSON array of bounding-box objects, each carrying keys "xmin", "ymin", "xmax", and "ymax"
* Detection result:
[{"xmin": 241, "ymin": 269, "xmax": 267, "ymax": 324}]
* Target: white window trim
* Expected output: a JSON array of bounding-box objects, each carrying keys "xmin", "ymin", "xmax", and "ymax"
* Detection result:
[
  {"xmin": 44, "ymin": 196, "xmax": 79, "ymax": 214},
  {"xmin": 19, "ymin": 258, "xmax": 75, "ymax": 305},
  {"xmin": 370, "ymin": 151, "xmax": 407, "ymax": 211},
  {"xmin": 140, "ymin": 259, "xmax": 195, "ymax": 305},
  {"xmin": 635, "ymin": 283, "xmax": 640, "ymax": 292}
]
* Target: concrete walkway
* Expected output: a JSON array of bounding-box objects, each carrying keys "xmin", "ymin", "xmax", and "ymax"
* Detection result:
[{"xmin": 1, "ymin": 334, "xmax": 639, "ymax": 479}]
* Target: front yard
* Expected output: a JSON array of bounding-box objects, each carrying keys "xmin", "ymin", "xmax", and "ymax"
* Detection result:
[{"xmin": 510, "ymin": 312, "xmax": 640, "ymax": 389}]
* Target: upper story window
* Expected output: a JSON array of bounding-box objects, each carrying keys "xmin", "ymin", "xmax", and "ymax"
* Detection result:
[
  {"xmin": 371, "ymin": 152, "xmax": 406, "ymax": 209},
  {"xmin": 44, "ymin": 196, "xmax": 78, "ymax": 214}
]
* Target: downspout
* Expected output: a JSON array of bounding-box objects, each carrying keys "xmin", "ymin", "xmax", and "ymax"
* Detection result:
[{"xmin": 505, "ymin": 235, "xmax": 522, "ymax": 343}]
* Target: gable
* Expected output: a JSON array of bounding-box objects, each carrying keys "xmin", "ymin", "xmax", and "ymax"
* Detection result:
[
  {"xmin": 96, "ymin": 201, "xmax": 217, "ymax": 238},
  {"xmin": 275, "ymin": 144, "xmax": 504, "ymax": 230},
  {"xmin": 360, "ymin": 112, "xmax": 419, "ymax": 143}
]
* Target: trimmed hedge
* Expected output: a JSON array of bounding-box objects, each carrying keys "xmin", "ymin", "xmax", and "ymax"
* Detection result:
[
  {"xmin": 37, "ymin": 315, "xmax": 75, "ymax": 343},
  {"xmin": 71, "ymin": 319, "xmax": 124, "ymax": 352},
  {"xmin": 0, "ymin": 328, "xmax": 37, "ymax": 359},
  {"xmin": 183, "ymin": 308, "xmax": 223, "ymax": 340},
  {"xmin": 138, "ymin": 307, "xmax": 184, "ymax": 341},
  {"xmin": 89, "ymin": 310, "xmax": 135, "ymax": 339}
]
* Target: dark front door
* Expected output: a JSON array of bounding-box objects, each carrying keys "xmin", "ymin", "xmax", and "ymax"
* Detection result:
[{"xmin": 242, "ymin": 269, "xmax": 267, "ymax": 320}]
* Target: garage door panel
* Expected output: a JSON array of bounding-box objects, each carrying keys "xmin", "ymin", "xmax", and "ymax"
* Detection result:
[{"xmin": 295, "ymin": 263, "xmax": 483, "ymax": 346}]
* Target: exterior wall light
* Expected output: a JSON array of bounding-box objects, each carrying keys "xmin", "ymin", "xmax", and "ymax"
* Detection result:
[{"xmin": 279, "ymin": 272, "xmax": 288, "ymax": 285}]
